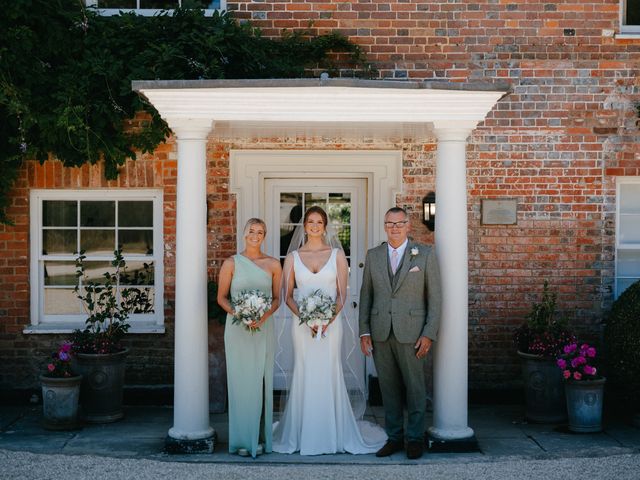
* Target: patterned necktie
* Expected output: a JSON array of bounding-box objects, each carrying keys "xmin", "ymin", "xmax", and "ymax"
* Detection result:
[{"xmin": 391, "ymin": 249, "xmax": 399, "ymax": 275}]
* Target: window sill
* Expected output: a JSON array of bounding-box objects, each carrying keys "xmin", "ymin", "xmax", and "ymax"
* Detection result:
[
  {"xmin": 615, "ymin": 33, "xmax": 640, "ymax": 39},
  {"xmin": 23, "ymin": 324, "xmax": 166, "ymax": 334}
]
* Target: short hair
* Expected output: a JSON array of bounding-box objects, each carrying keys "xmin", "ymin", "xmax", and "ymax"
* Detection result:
[
  {"xmin": 303, "ymin": 206, "xmax": 328, "ymax": 227},
  {"xmin": 243, "ymin": 218, "xmax": 267, "ymax": 236},
  {"xmin": 385, "ymin": 207, "xmax": 408, "ymax": 219}
]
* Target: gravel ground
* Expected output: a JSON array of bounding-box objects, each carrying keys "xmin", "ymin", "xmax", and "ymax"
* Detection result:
[{"xmin": 2, "ymin": 449, "xmax": 639, "ymax": 480}]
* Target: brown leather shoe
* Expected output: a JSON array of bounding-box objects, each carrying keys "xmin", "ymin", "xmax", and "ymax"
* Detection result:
[
  {"xmin": 406, "ymin": 441, "xmax": 424, "ymax": 459},
  {"xmin": 375, "ymin": 440, "xmax": 403, "ymax": 457}
]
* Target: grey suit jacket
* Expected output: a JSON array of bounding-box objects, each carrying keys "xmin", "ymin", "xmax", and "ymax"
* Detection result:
[{"xmin": 358, "ymin": 241, "xmax": 442, "ymax": 343}]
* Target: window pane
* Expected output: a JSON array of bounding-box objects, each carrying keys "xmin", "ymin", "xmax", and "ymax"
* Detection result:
[
  {"xmin": 81, "ymin": 201, "xmax": 115, "ymax": 227},
  {"xmin": 620, "ymin": 184, "xmax": 640, "ymax": 214},
  {"xmin": 81, "ymin": 229, "xmax": 115, "ymax": 255},
  {"xmin": 334, "ymin": 225, "xmax": 351, "ymax": 257},
  {"xmin": 99, "ymin": 0, "xmax": 136, "ymax": 7},
  {"xmin": 627, "ymin": 0, "xmax": 640, "ymax": 25},
  {"xmin": 44, "ymin": 262, "xmax": 78, "ymax": 286},
  {"xmin": 279, "ymin": 225, "xmax": 297, "ymax": 259},
  {"xmin": 119, "ymin": 230, "xmax": 153, "ymax": 255},
  {"xmin": 119, "ymin": 201, "xmax": 153, "ymax": 227},
  {"xmin": 119, "ymin": 261, "xmax": 155, "ymax": 285},
  {"xmin": 43, "ymin": 230, "xmax": 77, "ymax": 255},
  {"xmin": 328, "ymin": 193, "xmax": 351, "ymax": 225},
  {"xmin": 44, "ymin": 289, "xmax": 82, "ymax": 314},
  {"xmin": 619, "ymin": 215, "xmax": 640, "ymax": 244},
  {"xmin": 618, "ymin": 277, "xmax": 640, "ymax": 297},
  {"xmin": 617, "ymin": 250, "xmax": 640, "ymax": 276},
  {"xmin": 140, "ymin": 0, "xmax": 179, "ymax": 7},
  {"xmin": 43, "ymin": 201, "xmax": 77, "ymax": 227},
  {"xmin": 280, "ymin": 193, "xmax": 303, "ymax": 225},
  {"xmin": 304, "ymin": 192, "xmax": 326, "ymax": 211},
  {"xmin": 81, "ymin": 261, "xmax": 114, "ymax": 284}
]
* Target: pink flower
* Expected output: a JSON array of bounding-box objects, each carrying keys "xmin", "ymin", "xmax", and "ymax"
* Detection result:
[
  {"xmin": 573, "ymin": 371, "xmax": 582, "ymax": 381},
  {"xmin": 563, "ymin": 370, "xmax": 571, "ymax": 379},
  {"xmin": 563, "ymin": 343, "xmax": 577, "ymax": 354},
  {"xmin": 587, "ymin": 347, "xmax": 596, "ymax": 358},
  {"xmin": 584, "ymin": 365, "xmax": 596, "ymax": 376},
  {"xmin": 557, "ymin": 358, "xmax": 567, "ymax": 369},
  {"xmin": 47, "ymin": 364, "xmax": 55, "ymax": 372},
  {"xmin": 60, "ymin": 342, "xmax": 72, "ymax": 353}
]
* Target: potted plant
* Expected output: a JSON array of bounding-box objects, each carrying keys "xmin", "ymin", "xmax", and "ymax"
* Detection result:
[
  {"xmin": 40, "ymin": 341, "xmax": 82, "ymax": 430},
  {"xmin": 514, "ymin": 281, "xmax": 575, "ymax": 423},
  {"xmin": 604, "ymin": 280, "xmax": 640, "ymax": 427},
  {"xmin": 71, "ymin": 248, "xmax": 153, "ymax": 423},
  {"xmin": 557, "ymin": 342, "xmax": 606, "ymax": 432}
]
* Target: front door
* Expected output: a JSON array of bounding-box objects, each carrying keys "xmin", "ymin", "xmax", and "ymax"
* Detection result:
[{"xmin": 264, "ymin": 178, "xmax": 368, "ymax": 390}]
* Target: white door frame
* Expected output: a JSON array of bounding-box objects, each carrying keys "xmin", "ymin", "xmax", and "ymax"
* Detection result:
[{"xmin": 229, "ymin": 150, "xmax": 403, "ymax": 252}]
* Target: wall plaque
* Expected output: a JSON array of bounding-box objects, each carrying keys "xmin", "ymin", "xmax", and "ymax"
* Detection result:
[{"xmin": 481, "ymin": 199, "xmax": 517, "ymax": 225}]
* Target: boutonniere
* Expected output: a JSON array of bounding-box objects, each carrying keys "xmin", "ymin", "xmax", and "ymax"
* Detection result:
[{"xmin": 410, "ymin": 247, "xmax": 419, "ymax": 259}]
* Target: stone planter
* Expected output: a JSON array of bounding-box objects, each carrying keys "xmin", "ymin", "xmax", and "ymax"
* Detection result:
[
  {"xmin": 75, "ymin": 348, "xmax": 128, "ymax": 423},
  {"xmin": 565, "ymin": 377, "xmax": 606, "ymax": 433},
  {"xmin": 518, "ymin": 351, "xmax": 567, "ymax": 423},
  {"xmin": 40, "ymin": 374, "xmax": 82, "ymax": 430}
]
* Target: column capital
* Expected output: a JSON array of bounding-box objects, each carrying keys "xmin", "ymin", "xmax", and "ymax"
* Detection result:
[
  {"xmin": 432, "ymin": 121, "xmax": 475, "ymax": 143},
  {"xmin": 167, "ymin": 118, "xmax": 214, "ymax": 140}
]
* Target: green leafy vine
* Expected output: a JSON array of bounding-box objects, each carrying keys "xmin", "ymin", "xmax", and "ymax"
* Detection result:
[{"xmin": 0, "ymin": 1, "xmax": 370, "ymax": 224}]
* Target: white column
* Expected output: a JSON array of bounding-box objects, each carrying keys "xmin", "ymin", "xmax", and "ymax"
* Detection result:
[
  {"xmin": 167, "ymin": 119, "xmax": 215, "ymax": 451},
  {"xmin": 428, "ymin": 127, "xmax": 475, "ymax": 441}
]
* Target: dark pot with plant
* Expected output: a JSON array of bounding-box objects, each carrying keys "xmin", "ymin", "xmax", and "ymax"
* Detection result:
[
  {"xmin": 71, "ymin": 248, "xmax": 153, "ymax": 423},
  {"xmin": 40, "ymin": 341, "xmax": 82, "ymax": 430},
  {"xmin": 514, "ymin": 281, "xmax": 575, "ymax": 423},
  {"xmin": 604, "ymin": 279, "xmax": 640, "ymax": 426}
]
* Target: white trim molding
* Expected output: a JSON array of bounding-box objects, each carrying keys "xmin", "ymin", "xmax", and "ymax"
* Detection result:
[
  {"xmin": 26, "ymin": 189, "xmax": 165, "ymax": 334},
  {"xmin": 229, "ymin": 150, "xmax": 403, "ymax": 252}
]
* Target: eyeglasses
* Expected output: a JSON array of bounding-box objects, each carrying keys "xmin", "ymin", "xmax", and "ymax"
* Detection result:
[{"xmin": 384, "ymin": 220, "xmax": 409, "ymax": 228}]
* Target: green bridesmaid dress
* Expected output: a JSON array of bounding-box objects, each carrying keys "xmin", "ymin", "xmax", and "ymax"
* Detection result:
[{"xmin": 224, "ymin": 254, "xmax": 274, "ymax": 458}]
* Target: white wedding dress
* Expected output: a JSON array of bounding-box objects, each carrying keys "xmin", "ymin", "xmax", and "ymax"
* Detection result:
[{"xmin": 272, "ymin": 248, "xmax": 387, "ymax": 455}]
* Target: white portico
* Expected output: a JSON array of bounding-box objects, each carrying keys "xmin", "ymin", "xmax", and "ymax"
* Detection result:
[{"xmin": 133, "ymin": 78, "xmax": 508, "ymax": 453}]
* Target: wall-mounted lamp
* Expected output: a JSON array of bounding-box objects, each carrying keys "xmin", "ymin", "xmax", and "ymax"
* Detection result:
[{"xmin": 422, "ymin": 192, "xmax": 436, "ymax": 232}]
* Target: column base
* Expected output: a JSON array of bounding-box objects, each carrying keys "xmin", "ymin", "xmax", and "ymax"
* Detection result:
[
  {"xmin": 425, "ymin": 432, "xmax": 479, "ymax": 453},
  {"xmin": 165, "ymin": 431, "xmax": 217, "ymax": 454}
]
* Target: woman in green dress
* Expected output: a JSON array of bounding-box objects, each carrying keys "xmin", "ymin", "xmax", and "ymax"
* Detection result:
[{"xmin": 217, "ymin": 218, "xmax": 282, "ymax": 458}]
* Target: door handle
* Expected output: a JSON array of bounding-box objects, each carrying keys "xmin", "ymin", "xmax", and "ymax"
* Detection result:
[
  {"xmin": 359, "ymin": 262, "xmax": 364, "ymax": 268},
  {"xmin": 352, "ymin": 301, "xmax": 358, "ymax": 308}
]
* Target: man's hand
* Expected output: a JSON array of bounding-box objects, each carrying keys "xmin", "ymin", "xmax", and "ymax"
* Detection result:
[
  {"xmin": 414, "ymin": 336, "xmax": 432, "ymax": 359},
  {"xmin": 360, "ymin": 335, "xmax": 373, "ymax": 356}
]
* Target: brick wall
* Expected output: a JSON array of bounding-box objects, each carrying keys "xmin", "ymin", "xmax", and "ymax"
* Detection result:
[{"xmin": 2, "ymin": 1, "xmax": 640, "ymax": 393}]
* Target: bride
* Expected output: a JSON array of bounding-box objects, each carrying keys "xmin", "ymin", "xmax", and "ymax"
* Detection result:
[{"xmin": 272, "ymin": 206, "xmax": 387, "ymax": 455}]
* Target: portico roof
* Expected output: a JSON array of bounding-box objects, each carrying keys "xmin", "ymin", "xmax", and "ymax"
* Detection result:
[{"xmin": 133, "ymin": 78, "xmax": 509, "ymax": 139}]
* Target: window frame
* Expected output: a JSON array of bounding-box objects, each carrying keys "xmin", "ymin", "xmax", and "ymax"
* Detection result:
[
  {"xmin": 27, "ymin": 189, "xmax": 165, "ymax": 334},
  {"xmin": 620, "ymin": 1, "xmax": 640, "ymax": 35},
  {"xmin": 615, "ymin": 177, "xmax": 640, "ymax": 299},
  {"xmin": 85, "ymin": 0, "xmax": 225, "ymax": 17}
]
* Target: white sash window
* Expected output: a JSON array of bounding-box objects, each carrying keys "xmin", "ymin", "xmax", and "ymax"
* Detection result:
[
  {"xmin": 616, "ymin": 178, "xmax": 640, "ymax": 297},
  {"xmin": 85, "ymin": 1, "xmax": 224, "ymax": 16}
]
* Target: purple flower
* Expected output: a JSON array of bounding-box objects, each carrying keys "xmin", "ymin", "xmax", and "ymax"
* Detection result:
[
  {"xmin": 563, "ymin": 343, "xmax": 577, "ymax": 354},
  {"xmin": 587, "ymin": 347, "xmax": 596, "ymax": 358},
  {"xmin": 61, "ymin": 342, "xmax": 72, "ymax": 353},
  {"xmin": 583, "ymin": 365, "xmax": 596, "ymax": 376},
  {"xmin": 59, "ymin": 351, "xmax": 69, "ymax": 361},
  {"xmin": 557, "ymin": 358, "xmax": 567, "ymax": 369}
]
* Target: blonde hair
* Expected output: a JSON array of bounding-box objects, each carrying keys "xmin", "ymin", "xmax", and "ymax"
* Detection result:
[{"xmin": 243, "ymin": 218, "xmax": 267, "ymax": 236}]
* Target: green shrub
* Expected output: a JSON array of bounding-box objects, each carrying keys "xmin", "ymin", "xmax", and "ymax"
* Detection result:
[{"xmin": 604, "ymin": 280, "xmax": 640, "ymax": 409}]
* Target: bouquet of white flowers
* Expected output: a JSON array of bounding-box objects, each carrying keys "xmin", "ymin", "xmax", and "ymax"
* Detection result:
[
  {"xmin": 297, "ymin": 289, "xmax": 336, "ymax": 340},
  {"xmin": 231, "ymin": 289, "xmax": 272, "ymax": 334}
]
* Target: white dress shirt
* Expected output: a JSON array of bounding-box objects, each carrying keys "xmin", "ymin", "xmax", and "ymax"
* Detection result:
[{"xmin": 387, "ymin": 239, "xmax": 409, "ymax": 268}]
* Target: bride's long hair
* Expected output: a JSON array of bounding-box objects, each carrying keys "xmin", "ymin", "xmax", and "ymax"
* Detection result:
[{"xmin": 273, "ymin": 205, "xmax": 367, "ymax": 422}]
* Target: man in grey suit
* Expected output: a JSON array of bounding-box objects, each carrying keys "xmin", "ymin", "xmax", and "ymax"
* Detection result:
[{"xmin": 359, "ymin": 207, "xmax": 441, "ymax": 459}]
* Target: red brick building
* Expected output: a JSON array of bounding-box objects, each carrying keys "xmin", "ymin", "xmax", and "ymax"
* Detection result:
[{"xmin": 1, "ymin": 1, "xmax": 639, "ymax": 426}]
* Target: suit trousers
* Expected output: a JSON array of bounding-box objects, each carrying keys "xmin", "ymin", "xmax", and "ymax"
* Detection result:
[
  {"xmin": 372, "ymin": 331, "xmax": 427, "ymax": 443},
  {"xmin": 373, "ymin": 331, "xmax": 427, "ymax": 442}
]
